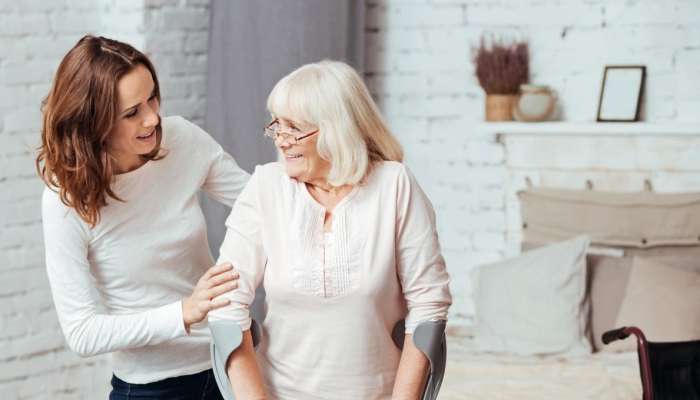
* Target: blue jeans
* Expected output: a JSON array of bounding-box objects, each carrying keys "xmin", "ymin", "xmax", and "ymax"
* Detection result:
[{"xmin": 109, "ymin": 369, "xmax": 224, "ymax": 400}]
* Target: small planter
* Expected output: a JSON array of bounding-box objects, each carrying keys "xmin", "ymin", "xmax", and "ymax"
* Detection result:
[
  {"xmin": 473, "ymin": 37, "xmax": 529, "ymax": 122},
  {"xmin": 485, "ymin": 94, "xmax": 517, "ymax": 121}
]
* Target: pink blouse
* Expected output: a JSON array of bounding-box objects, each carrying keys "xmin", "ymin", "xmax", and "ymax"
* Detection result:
[{"xmin": 209, "ymin": 161, "xmax": 451, "ymax": 400}]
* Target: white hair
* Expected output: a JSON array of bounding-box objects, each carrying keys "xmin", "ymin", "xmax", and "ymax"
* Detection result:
[{"xmin": 266, "ymin": 60, "xmax": 403, "ymax": 187}]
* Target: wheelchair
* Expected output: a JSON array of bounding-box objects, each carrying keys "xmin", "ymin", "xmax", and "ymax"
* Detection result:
[{"xmin": 603, "ymin": 326, "xmax": 700, "ymax": 400}]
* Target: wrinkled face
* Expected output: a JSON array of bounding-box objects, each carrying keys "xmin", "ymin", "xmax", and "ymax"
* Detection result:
[
  {"xmin": 106, "ymin": 64, "xmax": 160, "ymax": 172},
  {"xmin": 273, "ymin": 116, "xmax": 330, "ymax": 183}
]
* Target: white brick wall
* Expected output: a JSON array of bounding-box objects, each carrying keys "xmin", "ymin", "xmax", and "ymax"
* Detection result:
[
  {"xmin": 365, "ymin": 0, "xmax": 700, "ymax": 331},
  {"xmin": 0, "ymin": 0, "xmax": 211, "ymax": 398}
]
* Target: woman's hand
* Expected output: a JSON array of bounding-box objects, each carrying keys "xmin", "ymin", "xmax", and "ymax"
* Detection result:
[{"xmin": 182, "ymin": 262, "xmax": 239, "ymax": 333}]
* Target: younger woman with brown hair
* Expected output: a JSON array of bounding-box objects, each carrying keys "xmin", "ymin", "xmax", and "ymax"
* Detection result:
[{"xmin": 37, "ymin": 35, "xmax": 249, "ymax": 400}]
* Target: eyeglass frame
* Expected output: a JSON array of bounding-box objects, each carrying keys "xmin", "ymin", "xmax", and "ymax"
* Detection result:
[{"xmin": 263, "ymin": 118, "xmax": 319, "ymax": 145}]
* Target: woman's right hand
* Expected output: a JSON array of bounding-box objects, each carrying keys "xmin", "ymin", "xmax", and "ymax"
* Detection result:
[{"xmin": 182, "ymin": 262, "xmax": 239, "ymax": 333}]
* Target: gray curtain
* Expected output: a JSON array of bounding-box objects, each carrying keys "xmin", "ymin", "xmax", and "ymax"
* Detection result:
[
  {"xmin": 203, "ymin": 0, "xmax": 365, "ymax": 257},
  {"xmin": 203, "ymin": 0, "xmax": 365, "ymax": 319}
]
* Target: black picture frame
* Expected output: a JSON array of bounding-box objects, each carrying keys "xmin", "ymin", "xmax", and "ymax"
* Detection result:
[{"xmin": 596, "ymin": 65, "xmax": 646, "ymax": 122}]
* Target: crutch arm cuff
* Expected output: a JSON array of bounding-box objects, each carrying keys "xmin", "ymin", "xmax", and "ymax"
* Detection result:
[
  {"xmin": 209, "ymin": 320, "xmax": 262, "ymax": 400},
  {"xmin": 392, "ymin": 319, "xmax": 447, "ymax": 400}
]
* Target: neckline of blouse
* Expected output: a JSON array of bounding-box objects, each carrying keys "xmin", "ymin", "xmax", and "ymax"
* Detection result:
[{"xmin": 300, "ymin": 180, "xmax": 361, "ymax": 214}]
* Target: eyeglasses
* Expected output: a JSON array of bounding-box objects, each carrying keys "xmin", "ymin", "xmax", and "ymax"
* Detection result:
[{"xmin": 263, "ymin": 119, "xmax": 319, "ymax": 145}]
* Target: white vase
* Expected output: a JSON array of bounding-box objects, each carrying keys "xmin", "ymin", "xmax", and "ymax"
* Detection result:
[{"xmin": 513, "ymin": 84, "xmax": 556, "ymax": 122}]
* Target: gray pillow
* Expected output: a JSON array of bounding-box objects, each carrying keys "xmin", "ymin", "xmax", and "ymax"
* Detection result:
[
  {"xmin": 587, "ymin": 254, "xmax": 632, "ymax": 352},
  {"xmin": 603, "ymin": 257, "xmax": 700, "ymax": 352},
  {"xmin": 472, "ymin": 235, "xmax": 592, "ymax": 355},
  {"xmin": 586, "ymin": 251, "xmax": 700, "ymax": 352}
]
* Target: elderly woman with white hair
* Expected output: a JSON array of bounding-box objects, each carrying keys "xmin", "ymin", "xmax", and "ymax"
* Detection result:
[{"xmin": 208, "ymin": 60, "xmax": 452, "ymax": 400}]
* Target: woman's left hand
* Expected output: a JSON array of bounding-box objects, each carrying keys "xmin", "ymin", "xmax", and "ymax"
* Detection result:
[{"xmin": 182, "ymin": 262, "xmax": 239, "ymax": 333}]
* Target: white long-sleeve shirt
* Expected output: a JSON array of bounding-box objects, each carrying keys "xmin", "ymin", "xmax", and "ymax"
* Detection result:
[
  {"xmin": 209, "ymin": 161, "xmax": 452, "ymax": 400},
  {"xmin": 41, "ymin": 116, "xmax": 249, "ymax": 384}
]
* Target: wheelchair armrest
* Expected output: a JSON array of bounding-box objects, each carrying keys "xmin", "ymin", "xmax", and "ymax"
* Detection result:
[{"xmin": 209, "ymin": 320, "xmax": 262, "ymax": 400}]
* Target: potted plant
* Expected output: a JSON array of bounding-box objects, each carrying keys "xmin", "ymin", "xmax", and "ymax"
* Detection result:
[{"xmin": 473, "ymin": 37, "xmax": 529, "ymax": 121}]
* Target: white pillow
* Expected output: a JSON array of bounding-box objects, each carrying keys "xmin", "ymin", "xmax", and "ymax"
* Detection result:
[{"xmin": 472, "ymin": 235, "xmax": 592, "ymax": 355}]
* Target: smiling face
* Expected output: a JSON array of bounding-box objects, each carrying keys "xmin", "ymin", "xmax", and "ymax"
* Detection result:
[
  {"xmin": 106, "ymin": 63, "xmax": 160, "ymax": 173},
  {"xmin": 274, "ymin": 116, "xmax": 331, "ymax": 184}
]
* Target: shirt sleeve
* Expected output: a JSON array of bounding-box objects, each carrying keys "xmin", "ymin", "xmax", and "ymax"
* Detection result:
[
  {"xmin": 207, "ymin": 167, "xmax": 267, "ymax": 331},
  {"xmin": 177, "ymin": 116, "xmax": 250, "ymax": 208},
  {"xmin": 42, "ymin": 189, "xmax": 188, "ymax": 357},
  {"xmin": 202, "ymin": 146, "xmax": 250, "ymax": 208},
  {"xmin": 395, "ymin": 166, "xmax": 453, "ymax": 334}
]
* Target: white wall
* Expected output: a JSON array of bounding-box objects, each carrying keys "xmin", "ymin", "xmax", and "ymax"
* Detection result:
[
  {"xmin": 364, "ymin": 0, "xmax": 700, "ymax": 331},
  {"xmin": 0, "ymin": 0, "xmax": 211, "ymax": 398}
]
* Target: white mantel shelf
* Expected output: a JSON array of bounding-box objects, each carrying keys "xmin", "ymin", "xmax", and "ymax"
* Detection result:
[{"xmin": 476, "ymin": 122, "xmax": 700, "ymax": 138}]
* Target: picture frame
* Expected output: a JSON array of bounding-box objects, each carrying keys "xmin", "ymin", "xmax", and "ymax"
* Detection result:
[{"xmin": 596, "ymin": 65, "xmax": 646, "ymax": 122}]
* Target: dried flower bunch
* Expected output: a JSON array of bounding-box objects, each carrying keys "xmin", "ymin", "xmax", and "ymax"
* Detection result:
[{"xmin": 473, "ymin": 37, "xmax": 529, "ymax": 95}]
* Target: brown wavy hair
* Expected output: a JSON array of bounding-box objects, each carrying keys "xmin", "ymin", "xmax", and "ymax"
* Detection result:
[{"xmin": 37, "ymin": 35, "xmax": 165, "ymax": 227}]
